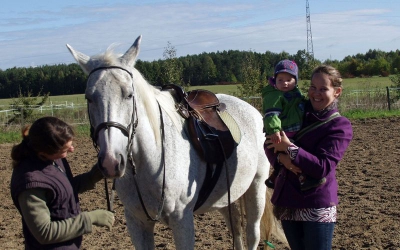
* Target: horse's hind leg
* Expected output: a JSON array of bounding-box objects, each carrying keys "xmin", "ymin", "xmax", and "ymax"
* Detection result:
[
  {"xmin": 242, "ymin": 178, "xmax": 267, "ymax": 250},
  {"xmin": 124, "ymin": 209, "xmax": 156, "ymax": 250},
  {"xmin": 218, "ymin": 203, "xmax": 245, "ymax": 250}
]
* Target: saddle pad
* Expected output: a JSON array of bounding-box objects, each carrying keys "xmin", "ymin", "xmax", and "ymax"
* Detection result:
[{"xmin": 218, "ymin": 110, "xmax": 241, "ymax": 144}]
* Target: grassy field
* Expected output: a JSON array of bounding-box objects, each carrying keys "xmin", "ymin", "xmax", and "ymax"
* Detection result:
[
  {"xmin": 298, "ymin": 76, "xmax": 392, "ymax": 92},
  {"xmin": 0, "ymin": 76, "xmax": 399, "ymax": 143},
  {"xmin": 0, "ymin": 76, "xmax": 394, "ymax": 106}
]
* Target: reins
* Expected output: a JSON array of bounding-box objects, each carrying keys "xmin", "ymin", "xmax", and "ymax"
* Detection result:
[{"xmin": 131, "ymin": 103, "xmax": 166, "ymax": 221}]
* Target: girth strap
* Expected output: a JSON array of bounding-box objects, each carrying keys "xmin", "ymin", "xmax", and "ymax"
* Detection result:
[{"xmin": 193, "ymin": 162, "xmax": 223, "ymax": 211}]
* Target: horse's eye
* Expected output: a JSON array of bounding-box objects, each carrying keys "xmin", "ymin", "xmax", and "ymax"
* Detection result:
[{"xmin": 127, "ymin": 94, "xmax": 133, "ymax": 99}]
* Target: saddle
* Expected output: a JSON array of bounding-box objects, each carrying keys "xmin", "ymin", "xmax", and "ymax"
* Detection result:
[{"xmin": 162, "ymin": 84, "xmax": 237, "ymax": 164}]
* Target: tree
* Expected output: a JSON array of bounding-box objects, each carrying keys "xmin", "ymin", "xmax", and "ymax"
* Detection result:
[
  {"xmin": 7, "ymin": 89, "xmax": 49, "ymax": 125},
  {"xmin": 199, "ymin": 54, "xmax": 217, "ymax": 85},
  {"xmin": 162, "ymin": 41, "xmax": 183, "ymax": 86},
  {"xmin": 237, "ymin": 51, "xmax": 265, "ymax": 97}
]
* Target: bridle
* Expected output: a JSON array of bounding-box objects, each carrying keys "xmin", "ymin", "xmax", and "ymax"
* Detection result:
[
  {"xmin": 87, "ymin": 66, "xmax": 166, "ymax": 221},
  {"xmin": 88, "ymin": 66, "xmax": 137, "ymax": 156}
]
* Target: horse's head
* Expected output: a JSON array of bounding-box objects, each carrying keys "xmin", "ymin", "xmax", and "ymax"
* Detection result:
[{"xmin": 66, "ymin": 35, "xmax": 142, "ymax": 178}]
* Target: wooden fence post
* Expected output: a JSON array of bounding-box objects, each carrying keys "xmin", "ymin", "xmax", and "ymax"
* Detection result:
[{"xmin": 386, "ymin": 87, "xmax": 391, "ymax": 111}]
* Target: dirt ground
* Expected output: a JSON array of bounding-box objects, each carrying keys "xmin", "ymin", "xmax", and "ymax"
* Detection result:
[{"xmin": 1, "ymin": 117, "xmax": 399, "ymax": 250}]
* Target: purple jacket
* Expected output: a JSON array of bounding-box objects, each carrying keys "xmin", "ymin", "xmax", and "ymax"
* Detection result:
[{"xmin": 271, "ymin": 104, "xmax": 353, "ymax": 208}]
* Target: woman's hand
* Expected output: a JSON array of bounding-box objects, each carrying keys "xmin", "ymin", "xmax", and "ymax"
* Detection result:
[
  {"xmin": 265, "ymin": 131, "xmax": 292, "ymax": 153},
  {"xmin": 279, "ymin": 153, "xmax": 302, "ymax": 174}
]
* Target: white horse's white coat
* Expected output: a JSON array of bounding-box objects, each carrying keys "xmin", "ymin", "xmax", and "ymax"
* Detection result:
[{"xmin": 67, "ymin": 35, "xmax": 275, "ymax": 250}]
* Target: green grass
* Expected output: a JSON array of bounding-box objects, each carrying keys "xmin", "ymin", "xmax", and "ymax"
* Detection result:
[
  {"xmin": 342, "ymin": 109, "xmax": 400, "ymax": 119},
  {"xmin": 1, "ymin": 124, "xmax": 92, "ymax": 144},
  {"xmin": 188, "ymin": 84, "xmax": 239, "ymax": 94},
  {"xmin": 0, "ymin": 94, "xmax": 86, "ymax": 106},
  {"xmin": 0, "ymin": 128, "xmax": 21, "ymax": 144},
  {"xmin": 298, "ymin": 76, "xmax": 393, "ymax": 92},
  {"xmin": 0, "ymin": 77, "xmax": 394, "ymax": 106},
  {"xmin": 0, "ymin": 86, "xmax": 239, "ymax": 107}
]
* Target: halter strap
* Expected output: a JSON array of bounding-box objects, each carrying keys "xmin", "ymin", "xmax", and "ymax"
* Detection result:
[{"xmin": 88, "ymin": 66, "xmax": 133, "ymax": 79}]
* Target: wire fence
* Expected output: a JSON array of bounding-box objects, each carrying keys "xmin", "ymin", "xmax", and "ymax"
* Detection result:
[
  {"xmin": 1, "ymin": 87, "xmax": 400, "ymax": 128},
  {"xmin": 340, "ymin": 86, "xmax": 400, "ymax": 112},
  {"xmin": 242, "ymin": 87, "xmax": 400, "ymax": 113},
  {"xmin": 0, "ymin": 102, "xmax": 88, "ymax": 129}
]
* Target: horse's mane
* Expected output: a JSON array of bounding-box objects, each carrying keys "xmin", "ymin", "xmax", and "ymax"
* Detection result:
[
  {"xmin": 131, "ymin": 68, "xmax": 183, "ymax": 144},
  {"xmin": 91, "ymin": 46, "xmax": 122, "ymax": 67}
]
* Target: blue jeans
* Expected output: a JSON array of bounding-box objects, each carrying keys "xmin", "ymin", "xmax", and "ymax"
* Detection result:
[{"xmin": 281, "ymin": 220, "xmax": 335, "ymax": 250}]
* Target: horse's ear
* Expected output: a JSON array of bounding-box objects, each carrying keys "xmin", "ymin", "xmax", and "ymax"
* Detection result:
[
  {"xmin": 121, "ymin": 35, "xmax": 142, "ymax": 68},
  {"xmin": 66, "ymin": 44, "xmax": 92, "ymax": 75}
]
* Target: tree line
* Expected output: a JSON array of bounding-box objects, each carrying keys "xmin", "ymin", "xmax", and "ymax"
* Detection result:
[{"xmin": 1, "ymin": 48, "xmax": 400, "ymax": 99}]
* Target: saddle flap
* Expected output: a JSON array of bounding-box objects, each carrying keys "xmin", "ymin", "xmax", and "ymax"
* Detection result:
[
  {"xmin": 186, "ymin": 89, "xmax": 219, "ymax": 110},
  {"xmin": 217, "ymin": 110, "xmax": 241, "ymax": 144},
  {"xmin": 191, "ymin": 107, "xmax": 228, "ymax": 131}
]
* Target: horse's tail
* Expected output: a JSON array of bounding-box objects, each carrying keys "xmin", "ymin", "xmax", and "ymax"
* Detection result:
[{"xmin": 260, "ymin": 189, "xmax": 287, "ymax": 247}]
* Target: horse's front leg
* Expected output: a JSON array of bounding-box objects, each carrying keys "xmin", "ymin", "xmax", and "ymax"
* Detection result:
[
  {"xmin": 168, "ymin": 209, "xmax": 195, "ymax": 250},
  {"xmin": 124, "ymin": 208, "xmax": 156, "ymax": 250}
]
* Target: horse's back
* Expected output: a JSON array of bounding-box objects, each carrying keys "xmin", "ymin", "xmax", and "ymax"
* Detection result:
[
  {"xmin": 193, "ymin": 94, "xmax": 268, "ymax": 212},
  {"xmin": 216, "ymin": 93, "xmax": 264, "ymax": 141}
]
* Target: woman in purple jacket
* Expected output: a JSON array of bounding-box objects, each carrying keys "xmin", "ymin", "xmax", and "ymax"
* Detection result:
[{"xmin": 266, "ymin": 65, "xmax": 353, "ymax": 250}]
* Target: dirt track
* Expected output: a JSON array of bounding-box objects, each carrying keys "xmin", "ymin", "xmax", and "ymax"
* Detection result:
[{"xmin": 1, "ymin": 117, "xmax": 399, "ymax": 249}]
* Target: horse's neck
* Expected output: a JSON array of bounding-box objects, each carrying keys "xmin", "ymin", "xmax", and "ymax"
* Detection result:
[
  {"xmin": 132, "ymin": 90, "xmax": 188, "ymax": 175},
  {"xmin": 132, "ymin": 100, "xmax": 163, "ymax": 168}
]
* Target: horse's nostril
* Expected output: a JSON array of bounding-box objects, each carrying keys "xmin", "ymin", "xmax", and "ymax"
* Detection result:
[{"xmin": 120, "ymin": 154, "xmax": 125, "ymax": 163}]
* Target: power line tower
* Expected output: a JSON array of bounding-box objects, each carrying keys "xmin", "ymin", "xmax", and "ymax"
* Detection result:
[{"xmin": 306, "ymin": 0, "xmax": 314, "ymax": 62}]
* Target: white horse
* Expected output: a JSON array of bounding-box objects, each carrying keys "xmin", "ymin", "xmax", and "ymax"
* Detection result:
[{"xmin": 67, "ymin": 35, "xmax": 280, "ymax": 250}]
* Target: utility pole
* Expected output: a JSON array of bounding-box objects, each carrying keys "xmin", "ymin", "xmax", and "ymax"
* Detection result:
[{"xmin": 306, "ymin": 0, "xmax": 314, "ymax": 62}]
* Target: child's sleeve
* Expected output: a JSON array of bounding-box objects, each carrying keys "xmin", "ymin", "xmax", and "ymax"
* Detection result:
[{"xmin": 262, "ymin": 86, "xmax": 283, "ymax": 135}]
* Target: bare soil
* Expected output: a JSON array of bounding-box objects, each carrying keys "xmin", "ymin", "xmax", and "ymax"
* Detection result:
[{"xmin": 1, "ymin": 117, "xmax": 399, "ymax": 249}]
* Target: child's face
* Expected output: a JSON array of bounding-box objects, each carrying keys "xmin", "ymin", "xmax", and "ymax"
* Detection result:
[{"xmin": 275, "ymin": 72, "xmax": 296, "ymax": 92}]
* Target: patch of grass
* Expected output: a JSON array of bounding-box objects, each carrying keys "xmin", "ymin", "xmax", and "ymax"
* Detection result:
[
  {"xmin": 0, "ymin": 94, "xmax": 86, "ymax": 107},
  {"xmin": 0, "ymin": 126, "xmax": 21, "ymax": 144},
  {"xmin": 0, "ymin": 124, "xmax": 91, "ymax": 144},
  {"xmin": 342, "ymin": 109, "xmax": 400, "ymax": 119},
  {"xmin": 73, "ymin": 124, "xmax": 91, "ymax": 137},
  {"xmin": 188, "ymin": 84, "xmax": 239, "ymax": 95}
]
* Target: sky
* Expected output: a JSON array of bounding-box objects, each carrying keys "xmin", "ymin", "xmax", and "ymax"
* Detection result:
[{"xmin": 1, "ymin": 0, "xmax": 400, "ymax": 70}]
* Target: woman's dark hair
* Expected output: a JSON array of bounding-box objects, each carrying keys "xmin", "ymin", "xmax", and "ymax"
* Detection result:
[{"xmin": 11, "ymin": 117, "xmax": 74, "ymax": 168}]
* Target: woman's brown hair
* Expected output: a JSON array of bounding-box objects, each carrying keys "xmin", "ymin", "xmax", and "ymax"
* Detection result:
[
  {"xmin": 11, "ymin": 117, "xmax": 74, "ymax": 168},
  {"xmin": 311, "ymin": 65, "xmax": 343, "ymax": 88}
]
